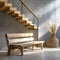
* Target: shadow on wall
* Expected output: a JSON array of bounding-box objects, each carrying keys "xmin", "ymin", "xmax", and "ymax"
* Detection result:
[
  {"xmin": 39, "ymin": 7, "xmax": 56, "ymax": 25},
  {"xmin": 56, "ymin": 26, "xmax": 60, "ymax": 45},
  {"xmin": 38, "ymin": 32, "xmax": 51, "ymax": 47}
]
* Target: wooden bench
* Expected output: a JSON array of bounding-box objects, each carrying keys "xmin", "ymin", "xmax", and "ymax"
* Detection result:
[
  {"xmin": 5, "ymin": 33, "xmax": 44, "ymax": 56},
  {"xmin": 32, "ymin": 41, "xmax": 45, "ymax": 50}
]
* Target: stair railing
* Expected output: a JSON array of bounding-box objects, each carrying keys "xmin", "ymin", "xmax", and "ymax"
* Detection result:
[
  {"xmin": 8, "ymin": 0, "xmax": 39, "ymax": 28},
  {"xmin": 19, "ymin": 0, "xmax": 39, "ymax": 20}
]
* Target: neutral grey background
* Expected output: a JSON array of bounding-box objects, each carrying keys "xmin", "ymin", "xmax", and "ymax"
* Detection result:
[{"xmin": 0, "ymin": 0, "xmax": 60, "ymax": 50}]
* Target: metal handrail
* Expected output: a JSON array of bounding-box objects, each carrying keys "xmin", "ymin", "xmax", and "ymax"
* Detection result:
[{"xmin": 19, "ymin": 0, "xmax": 39, "ymax": 20}]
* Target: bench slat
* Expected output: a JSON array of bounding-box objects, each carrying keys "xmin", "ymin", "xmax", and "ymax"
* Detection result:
[
  {"xmin": 9, "ymin": 42, "xmax": 33, "ymax": 47},
  {"xmin": 7, "ymin": 33, "xmax": 33, "ymax": 38},
  {"xmin": 32, "ymin": 41, "xmax": 44, "ymax": 44},
  {"xmin": 9, "ymin": 37, "xmax": 34, "ymax": 44}
]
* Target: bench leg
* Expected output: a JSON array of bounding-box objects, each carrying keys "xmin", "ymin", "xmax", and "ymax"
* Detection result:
[
  {"xmin": 20, "ymin": 47, "xmax": 23, "ymax": 56},
  {"xmin": 40, "ymin": 43, "xmax": 43, "ymax": 50},
  {"xmin": 32, "ymin": 44, "xmax": 35, "ymax": 51},
  {"xmin": 7, "ymin": 46, "xmax": 11, "ymax": 55}
]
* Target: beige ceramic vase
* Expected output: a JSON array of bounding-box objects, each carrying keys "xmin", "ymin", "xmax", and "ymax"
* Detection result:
[
  {"xmin": 46, "ymin": 34, "xmax": 59, "ymax": 47},
  {"xmin": 46, "ymin": 22, "xmax": 59, "ymax": 47}
]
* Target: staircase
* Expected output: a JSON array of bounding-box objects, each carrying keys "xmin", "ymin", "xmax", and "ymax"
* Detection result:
[{"xmin": 0, "ymin": 1, "xmax": 38, "ymax": 30}]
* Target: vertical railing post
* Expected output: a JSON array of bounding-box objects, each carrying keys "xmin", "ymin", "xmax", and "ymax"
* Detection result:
[
  {"xmin": 12, "ymin": 0, "xmax": 14, "ymax": 7},
  {"xmin": 21, "ymin": 2, "xmax": 23, "ymax": 14},
  {"xmin": 37, "ymin": 19, "xmax": 39, "ymax": 28},
  {"xmin": 32, "ymin": 16, "xmax": 35, "ymax": 25}
]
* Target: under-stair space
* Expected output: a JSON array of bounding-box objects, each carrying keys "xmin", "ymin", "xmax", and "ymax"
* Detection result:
[{"xmin": 0, "ymin": 1, "xmax": 38, "ymax": 30}]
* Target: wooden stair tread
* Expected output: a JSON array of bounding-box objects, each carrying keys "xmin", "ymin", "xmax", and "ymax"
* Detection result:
[
  {"xmin": 16, "ymin": 14, "xmax": 25, "ymax": 20},
  {"xmin": 24, "ymin": 22, "xmax": 33, "ymax": 26},
  {"xmin": 19, "ymin": 17, "xmax": 28, "ymax": 23},
  {"xmin": 28, "ymin": 26, "xmax": 37, "ymax": 30},
  {"xmin": 4, "ymin": 3, "xmax": 12, "ymax": 7},
  {"xmin": 10, "ymin": 11, "xmax": 21, "ymax": 17},
  {"xmin": 23, "ymin": 20, "xmax": 32, "ymax": 26},
  {"xmin": 3, "ymin": 7, "xmax": 17, "ymax": 14},
  {"xmin": 28, "ymin": 28, "xmax": 37, "ymax": 30},
  {"xmin": 27, "ymin": 25, "xmax": 34, "ymax": 28},
  {"xmin": 24, "ymin": 22, "xmax": 32, "ymax": 26},
  {"xmin": 27, "ymin": 23, "xmax": 36, "ymax": 27},
  {"xmin": 34, "ymin": 26, "xmax": 37, "ymax": 29},
  {"xmin": 13, "ymin": 11, "xmax": 20, "ymax": 14},
  {"xmin": 30, "ymin": 24, "xmax": 34, "ymax": 26},
  {"xmin": 7, "ymin": 10, "xmax": 20, "ymax": 14},
  {"xmin": 22, "ymin": 17, "xmax": 28, "ymax": 21},
  {"xmin": 27, "ymin": 24, "xmax": 37, "ymax": 28},
  {"xmin": 0, "ymin": 0, "xmax": 7, "ymax": 2},
  {"xmin": 0, "ymin": 2, "xmax": 12, "ymax": 7},
  {"xmin": 15, "ymin": 14, "xmax": 22, "ymax": 19},
  {"xmin": 19, "ymin": 20, "xmax": 27, "ymax": 23},
  {"xmin": 27, "ymin": 20, "xmax": 32, "ymax": 24},
  {"xmin": 0, "ymin": 2, "xmax": 12, "ymax": 10}
]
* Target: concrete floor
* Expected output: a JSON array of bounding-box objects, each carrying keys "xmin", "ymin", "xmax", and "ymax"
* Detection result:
[{"xmin": 0, "ymin": 47, "xmax": 60, "ymax": 60}]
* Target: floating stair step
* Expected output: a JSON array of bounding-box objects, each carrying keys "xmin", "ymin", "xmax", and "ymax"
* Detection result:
[
  {"xmin": 0, "ymin": 2, "xmax": 12, "ymax": 8},
  {"xmin": 34, "ymin": 26, "xmax": 37, "ymax": 29},
  {"xmin": 19, "ymin": 20, "xmax": 27, "ymax": 23},
  {"xmin": 24, "ymin": 22, "xmax": 32, "ymax": 26},
  {"xmin": 24, "ymin": 23, "xmax": 30, "ymax": 26},
  {"xmin": 24, "ymin": 20, "xmax": 32, "ymax": 26},
  {"xmin": 19, "ymin": 17, "xmax": 28, "ymax": 23},
  {"xmin": 27, "ymin": 24, "xmax": 37, "ymax": 28},
  {"xmin": 7, "ymin": 10, "xmax": 20, "ymax": 14},
  {"xmin": 28, "ymin": 26, "xmax": 37, "ymax": 30},
  {"xmin": 28, "ymin": 27, "xmax": 37, "ymax": 30},
  {"xmin": 27, "ymin": 25, "xmax": 34, "ymax": 28},
  {"xmin": 30, "ymin": 24, "xmax": 34, "ymax": 26},
  {"xmin": 27, "ymin": 23, "xmax": 36, "ymax": 28},
  {"xmin": 15, "ymin": 14, "xmax": 22, "ymax": 20},
  {"xmin": 24, "ymin": 21, "xmax": 32, "ymax": 26},
  {"xmin": 16, "ymin": 14, "xmax": 25, "ymax": 20},
  {"xmin": 22, "ymin": 17, "xmax": 28, "ymax": 21},
  {"xmin": 10, "ymin": 11, "xmax": 20, "ymax": 15},
  {"xmin": 0, "ymin": 2, "xmax": 12, "ymax": 10},
  {"xmin": 0, "ymin": 0, "xmax": 7, "ymax": 2},
  {"xmin": 3, "ymin": 7, "xmax": 17, "ymax": 14},
  {"xmin": 24, "ymin": 22, "xmax": 31, "ymax": 26},
  {"xmin": 24, "ymin": 20, "xmax": 32, "ymax": 25},
  {"xmin": 10, "ymin": 11, "xmax": 21, "ymax": 17},
  {"xmin": 27, "ymin": 20, "xmax": 32, "ymax": 24}
]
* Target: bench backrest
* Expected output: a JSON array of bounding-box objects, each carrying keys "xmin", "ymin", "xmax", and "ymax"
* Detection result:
[{"xmin": 5, "ymin": 33, "xmax": 34, "ymax": 45}]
